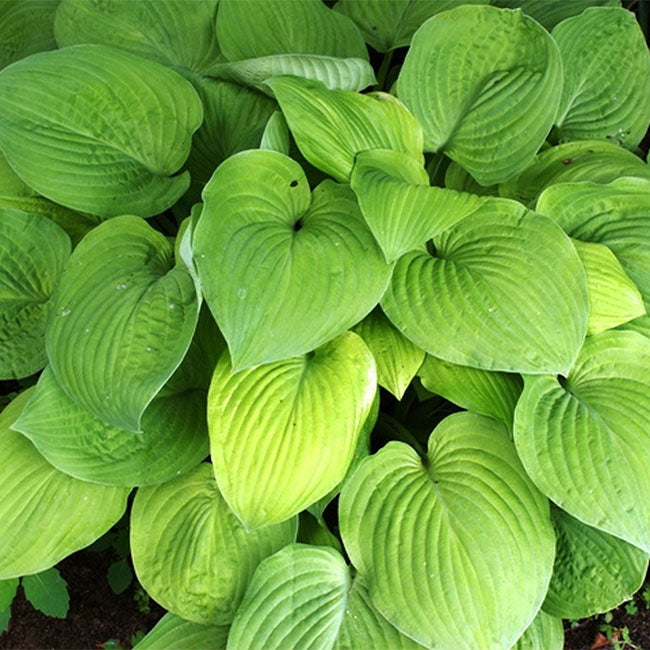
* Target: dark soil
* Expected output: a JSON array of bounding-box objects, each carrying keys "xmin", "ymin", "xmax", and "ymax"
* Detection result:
[{"xmin": 0, "ymin": 548, "xmax": 163, "ymax": 650}]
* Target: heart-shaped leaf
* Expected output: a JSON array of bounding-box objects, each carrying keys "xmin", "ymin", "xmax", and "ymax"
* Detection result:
[
  {"xmin": 130, "ymin": 463, "xmax": 297, "ymax": 624},
  {"xmin": 47, "ymin": 216, "xmax": 200, "ymax": 432},
  {"xmin": 134, "ymin": 613, "xmax": 229, "ymax": 650},
  {"xmin": 208, "ymin": 332, "xmax": 376, "ymax": 529},
  {"xmin": 0, "ymin": 209, "xmax": 70, "ymax": 380},
  {"xmin": 193, "ymin": 149, "xmax": 391, "ymax": 370},
  {"xmin": 267, "ymin": 76, "xmax": 423, "ymax": 183},
  {"xmin": 339, "ymin": 412, "xmax": 555, "ymax": 650},
  {"xmin": 381, "ymin": 202, "xmax": 588, "ymax": 374},
  {"xmin": 553, "ymin": 7, "xmax": 650, "ymax": 150},
  {"xmin": 514, "ymin": 330, "xmax": 650, "ymax": 552},
  {"xmin": 397, "ymin": 5, "xmax": 562, "ymax": 184},
  {"xmin": 216, "ymin": 0, "xmax": 367, "ymax": 62},
  {"xmin": 512, "ymin": 611, "xmax": 564, "ymax": 650},
  {"xmin": 0, "ymin": 45, "xmax": 203, "ymax": 217},
  {"xmin": 0, "ymin": 391, "xmax": 130, "ymax": 579},
  {"xmin": 543, "ymin": 506, "xmax": 648, "ymax": 619}
]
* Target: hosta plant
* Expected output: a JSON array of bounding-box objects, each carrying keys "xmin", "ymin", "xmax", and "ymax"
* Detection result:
[{"xmin": 1, "ymin": 1, "xmax": 649, "ymax": 649}]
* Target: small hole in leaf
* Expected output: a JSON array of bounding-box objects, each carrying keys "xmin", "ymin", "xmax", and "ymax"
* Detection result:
[
  {"xmin": 426, "ymin": 239, "xmax": 437, "ymax": 257},
  {"xmin": 290, "ymin": 180, "xmax": 298, "ymax": 187}
]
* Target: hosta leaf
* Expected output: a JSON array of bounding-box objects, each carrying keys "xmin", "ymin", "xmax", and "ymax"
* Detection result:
[
  {"xmin": 209, "ymin": 54, "xmax": 375, "ymax": 96},
  {"xmin": 22, "ymin": 568, "xmax": 69, "ymax": 618},
  {"xmin": 0, "ymin": 579, "xmax": 18, "ymax": 611},
  {"xmin": 260, "ymin": 112, "xmax": 290, "ymax": 155},
  {"xmin": 444, "ymin": 161, "xmax": 499, "ymax": 196},
  {"xmin": 194, "ymin": 150, "xmax": 391, "ymax": 370},
  {"xmin": 208, "ymin": 332, "xmax": 376, "ymax": 529},
  {"xmin": 131, "ymin": 463, "xmax": 297, "ymax": 624},
  {"xmin": 339, "ymin": 412, "xmax": 555, "ymax": 650},
  {"xmin": 0, "ymin": 45, "xmax": 203, "ymax": 218},
  {"xmin": 553, "ymin": 8, "xmax": 650, "ymax": 150},
  {"xmin": 543, "ymin": 507, "xmax": 648, "ymax": 619},
  {"xmin": 134, "ymin": 613, "xmax": 229, "ymax": 650},
  {"xmin": 47, "ymin": 216, "xmax": 200, "ymax": 433},
  {"xmin": 0, "ymin": 210, "xmax": 70, "ymax": 380},
  {"xmin": 512, "ymin": 610, "xmax": 563, "ymax": 650},
  {"xmin": 619, "ymin": 314, "xmax": 650, "ymax": 339},
  {"xmin": 353, "ymin": 308, "xmax": 424, "ymax": 399},
  {"xmin": 0, "ymin": 391, "xmax": 130, "ymax": 579},
  {"xmin": 397, "ymin": 5, "xmax": 562, "ymax": 185},
  {"xmin": 55, "ymin": 0, "xmax": 221, "ymax": 73},
  {"xmin": 267, "ymin": 76, "xmax": 423, "ymax": 183},
  {"xmin": 351, "ymin": 149, "xmax": 491, "ymax": 262},
  {"xmin": 499, "ymin": 141, "xmax": 650, "ymax": 207},
  {"xmin": 493, "ymin": 0, "xmax": 620, "ymax": 30},
  {"xmin": 216, "ymin": 0, "xmax": 367, "ymax": 62},
  {"xmin": 381, "ymin": 202, "xmax": 588, "ymax": 374},
  {"xmin": 0, "ymin": 0, "xmax": 57, "ymax": 69},
  {"xmin": 514, "ymin": 330, "xmax": 650, "ymax": 552},
  {"xmin": 334, "ymin": 0, "xmax": 488, "ymax": 53},
  {"xmin": 297, "ymin": 512, "xmax": 344, "ymax": 553},
  {"xmin": 418, "ymin": 355, "xmax": 522, "ymax": 427},
  {"xmin": 572, "ymin": 239, "xmax": 645, "ymax": 335},
  {"xmin": 537, "ymin": 178, "xmax": 650, "ymax": 314}
]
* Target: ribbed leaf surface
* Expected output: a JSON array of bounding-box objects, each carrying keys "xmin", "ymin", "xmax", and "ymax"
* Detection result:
[
  {"xmin": 493, "ymin": 0, "xmax": 620, "ymax": 30},
  {"xmin": 512, "ymin": 611, "xmax": 563, "ymax": 650},
  {"xmin": 208, "ymin": 333, "xmax": 376, "ymax": 529},
  {"xmin": 134, "ymin": 613, "xmax": 228, "ymax": 650},
  {"xmin": 340, "ymin": 412, "xmax": 555, "ymax": 650},
  {"xmin": 397, "ymin": 5, "xmax": 562, "ymax": 184},
  {"xmin": 514, "ymin": 331, "xmax": 650, "ymax": 552},
  {"xmin": 130, "ymin": 464, "xmax": 297, "ymax": 624}
]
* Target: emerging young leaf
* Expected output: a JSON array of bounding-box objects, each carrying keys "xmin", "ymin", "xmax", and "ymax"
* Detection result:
[
  {"xmin": 267, "ymin": 77, "xmax": 423, "ymax": 183},
  {"xmin": 353, "ymin": 308, "xmax": 424, "ymax": 399},
  {"xmin": 55, "ymin": 0, "xmax": 222, "ymax": 73},
  {"xmin": 208, "ymin": 332, "xmax": 376, "ymax": 529},
  {"xmin": 260, "ymin": 112, "xmax": 290, "ymax": 155},
  {"xmin": 381, "ymin": 202, "xmax": 588, "ymax": 374},
  {"xmin": 512, "ymin": 610, "xmax": 564, "ymax": 650},
  {"xmin": 47, "ymin": 216, "xmax": 200, "ymax": 432},
  {"xmin": 0, "ymin": 210, "xmax": 70, "ymax": 380},
  {"xmin": 397, "ymin": 5, "xmax": 562, "ymax": 184},
  {"xmin": 216, "ymin": 0, "xmax": 367, "ymax": 62},
  {"xmin": 0, "ymin": 45, "xmax": 203, "ymax": 217},
  {"xmin": 0, "ymin": 391, "xmax": 130, "ymax": 579},
  {"xmin": 553, "ymin": 8, "xmax": 650, "ymax": 150},
  {"xmin": 194, "ymin": 150, "xmax": 391, "ymax": 370},
  {"xmin": 339, "ymin": 412, "xmax": 555, "ymax": 650},
  {"xmin": 514, "ymin": 331, "xmax": 650, "ymax": 552},
  {"xmin": 22, "ymin": 568, "xmax": 69, "ymax": 619},
  {"xmin": 418, "ymin": 355, "xmax": 522, "ymax": 427},
  {"xmin": 543, "ymin": 507, "xmax": 649, "ymax": 620},
  {"xmin": 134, "ymin": 613, "xmax": 229, "ymax": 650},
  {"xmin": 131, "ymin": 463, "xmax": 297, "ymax": 625},
  {"xmin": 572, "ymin": 239, "xmax": 645, "ymax": 335}
]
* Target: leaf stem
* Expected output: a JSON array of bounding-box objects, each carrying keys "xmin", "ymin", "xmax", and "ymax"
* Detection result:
[{"xmin": 375, "ymin": 50, "xmax": 394, "ymax": 92}]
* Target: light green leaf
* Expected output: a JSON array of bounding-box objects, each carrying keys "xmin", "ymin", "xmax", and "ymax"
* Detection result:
[
  {"xmin": 22, "ymin": 568, "xmax": 69, "ymax": 619},
  {"xmin": 514, "ymin": 330, "xmax": 650, "ymax": 552},
  {"xmin": 553, "ymin": 8, "xmax": 650, "ymax": 150},
  {"xmin": 131, "ymin": 463, "xmax": 297, "ymax": 624},
  {"xmin": 619, "ymin": 314, "xmax": 650, "ymax": 339},
  {"xmin": 0, "ymin": 210, "xmax": 71, "ymax": 380},
  {"xmin": 572, "ymin": 239, "xmax": 645, "ymax": 335},
  {"xmin": 216, "ymin": 0, "xmax": 367, "ymax": 62},
  {"xmin": 55, "ymin": 0, "xmax": 222, "ymax": 73},
  {"xmin": 134, "ymin": 613, "xmax": 229, "ymax": 650},
  {"xmin": 418, "ymin": 355, "xmax": 522, "ymax": 427},
  {"xmin": 0, "ymin": 45, "xmax": 203, "ymax": 218},
  {"xmin": 334, "ymin": 0, "xmax": 489, "ymax": 53},
  {"xmin": 353, "ymin": 308, "xmax": 424, "ymax": 399},
  {"xmin": 499, "ymin": 141, "xmax": 650, "ymax": 207},
  {"xmin": 339, "ymin": 412, "xmax": 555, "ymax": 650},
  {"xmin": 351, "ymin": 149, "xmax": 492, "ymax": 262},
  {"xmin": 209, "ymin": 54, "xmax": 375, "ymax": 96},
  {"xmin": 543, "ymin": 507, "xmax": 648, "ymax": 619},
  {"xmin": 0, "ymin": 390, "xmax": 130, "ymax": 579},
  {"xmin": 208, "ymin": 332, "xmax": 376, "ymax": 529},
  {"xmin": 47, "ymin": 216, "xmax": 199, "ymax": 433},
  {"xmin": 267, "ymin": 76, "xmax": 423, "ymax": 183},
  {"xmin": 194, "ymin": 150, "xmax": 391, "ymax": 370},
  {"xmin": 536, "ymin": 178, "xmax": 650, "ymax": 315},
  {"xmin": 381, "ymin": 202, "xmax": 588, "ymax": 374},
  {"xmin": 0, "ymin": 0, "xmax": 57, "ymax": 69},
  {"xmin": 397, "ymin": 5, "xmax": 562, "ymax": 185},
  {"xmin": 260, "ymin": 112, "xmax": 290, "ymax": 155},
  {"xmin": 512, "ymin": 610, "xmax": 563, "ymax": 650},
  {"xmin": 492, "ymin": 0, "xmax": 620, "ymax": 30}
]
